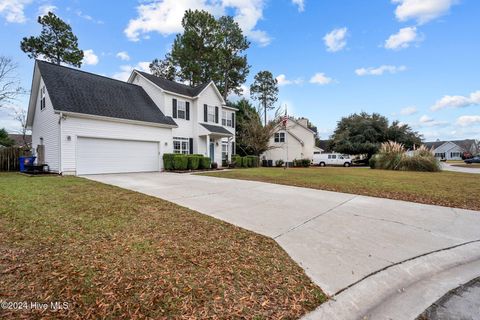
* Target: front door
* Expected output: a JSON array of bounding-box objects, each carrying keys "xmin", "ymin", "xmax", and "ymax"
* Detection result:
[{"xmin": 209, "ymin": 141, "xmax": 215, "ymax": 162}]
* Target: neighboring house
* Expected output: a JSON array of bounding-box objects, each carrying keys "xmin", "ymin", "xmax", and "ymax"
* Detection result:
[
  {"xmin": 8, "ymin": 134, "xmax": 32, "ymax": 148},
  {"xmin": 423, "ymin": 139, "xmax": 479, "ymax": 160},
  {"xmin": 26, "ymin": 60, "xmax": 236, "ymax": 175},
  {"xmin": 262, "ymin": 117, "xmax": 316, "ymax": 163}
]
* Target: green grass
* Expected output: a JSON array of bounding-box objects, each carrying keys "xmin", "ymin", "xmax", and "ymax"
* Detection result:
[
  {"xmin": 0, "ymin": 173, "xmax": 326, "ymax": 319},
  {"xmin": 202, "ymin": 167, "xmax": 480, "ymax": 211}
]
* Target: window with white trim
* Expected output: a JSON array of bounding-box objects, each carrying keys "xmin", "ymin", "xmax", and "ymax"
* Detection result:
[
  {"xmin": 173, "ymin": 137, "xmax": 190, "ymax": 154},
  {"xmin": 208, "ymin": 106, "xmax": 215, "ymax": 123},
  {"xmin": 177, "ymin": 100, "xmax": 186, "ymax": 119},
  {"xmin": 222, "ymin": 142, "xmax": 228, "ymax": 160},
  {"xmin": 222, "ymin": 111, "xmax": 227, "ymax": 126},
  {"xmin": 40, "ymin": 86, "xmax": 46, "ymax": 111},
  {"xmin": 450, "ymin": 152, "xmax": 461, "ymax": 158},
  {"xmin": 274, "ymin": 132, "xmax": 285, "ymax": 143},
  {"xmin": 222, "ymin": 110, "xmax": 233, "ymax": 127}
]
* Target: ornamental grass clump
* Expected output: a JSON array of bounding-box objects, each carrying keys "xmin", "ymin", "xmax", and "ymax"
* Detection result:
[{"xmin": 372, "ymin": 141, "xmax": 440, "ymax": 172}]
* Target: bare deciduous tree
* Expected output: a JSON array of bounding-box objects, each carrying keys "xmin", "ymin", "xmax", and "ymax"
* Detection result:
[
  {"xmin": 12, "ymin": 107, "xmax": 30, "ymax": 148},
  {"xmin": 0, "ymin": 56, "xmax": 24, "ymax": 109}
]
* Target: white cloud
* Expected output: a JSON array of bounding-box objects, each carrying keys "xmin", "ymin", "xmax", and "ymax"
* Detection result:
[
  {"xmin": 323, "ymin": 27, "xmax": 348, "ymax": 52},
  {"xmin": 76, "ymin": 10, "xmax": 103, "ymax": 24},
  {"xmin": 292, "ymin": 0, "xmax": 304, "ymax": 12},
  {"xmin": 227, "ymin": 84, "xmax": 250, "ymax": 101},
  {"xmin": 116, "ymin": 51, "xmax": 130, "ymax": 61},
  {"xmin": 419, "ymin": 115, "xmax": 433, "ymax": 123},
  {"xmin": 309, "ymin": 73, "xmax": 333, "ymax": 85},
  {"xmin": 456, "ymin": 115, "xmax": 480, "ymax": 127},
  {"xmin": 38, "ymin": 4, "xmax": 56, "ymax": 16},
  {"xmin": 276, "ymin": 74, "xmax": 303, "ymax": 86},
  {"xmin": 385, "ymin": 26, "xmax": 421, "ymax": 50},
  {"xmin": 0, "ymin": 0, "xmax": 31, "ymax": 23},
  {"xmin": 400, "ymin": 106, "xmax": 418, "ymax": 115},
  {"xmin": 112, "ymin": 62, "xmax": 151, "ymax": 81},
  {"xmin": 355, "ymin": 65, "xmax": 406, "ymax": 76},
  {"xmin": 431, "ymin": 90, "xmax": 480, "ymax": 111},
  {"xmin": 83, "ymin": 49, "xmax": 99, "ymax": 65},
  {"xmin": 124, "ymin": 0, "xmax": 271, "ymax": 46},
  {"xmin": 392, "ymin": 0, "xmax": 458, "ymax": 24},
  {"xmin": 418, "ymin": 114, "xmax": 448, "ymax": 127}
]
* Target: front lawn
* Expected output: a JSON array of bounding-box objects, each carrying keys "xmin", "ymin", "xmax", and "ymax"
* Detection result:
[
  {"xmin": 0, "ymin": 173, "xmax": 325, "ymax": 319},
  {"xmin": 202, "ymin": 167, "xmax": 480, "ymax": 211}
]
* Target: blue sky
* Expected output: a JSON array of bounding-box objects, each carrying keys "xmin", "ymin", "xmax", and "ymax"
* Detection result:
[{"xmin": 0, "ymin": 0, "xmax": 479, "ymax": 141}]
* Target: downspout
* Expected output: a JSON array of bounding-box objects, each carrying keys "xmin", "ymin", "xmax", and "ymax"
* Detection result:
[{"xmin": 58, "ymin": 112, "xmax": 63, "ymax": 174}]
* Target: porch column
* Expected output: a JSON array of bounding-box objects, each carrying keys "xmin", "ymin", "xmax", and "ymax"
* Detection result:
[
  {"xmin": 228, "ymin": 137, "xmax": 232, "ymax": 162},
  {"xmin": 206, "ymin": 134, "xmax": 210, "ymax": 157}
]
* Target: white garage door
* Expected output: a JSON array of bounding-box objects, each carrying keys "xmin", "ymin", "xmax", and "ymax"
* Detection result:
[{"xmin": 77, "ymin": 137, "xmax": 159, "ymax": 175}]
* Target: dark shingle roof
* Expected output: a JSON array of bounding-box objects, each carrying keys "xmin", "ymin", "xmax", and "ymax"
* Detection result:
[
  {"xmin": 136, "ymin": 71, "xmax": 210, "ymax": 97},
  {"xmin": 37, "ymin": 60, "xmax": 176, "ymax": 126},
  {"xmin": 200, "ymin": 123, "xmax": 232, "ymax": 135}
]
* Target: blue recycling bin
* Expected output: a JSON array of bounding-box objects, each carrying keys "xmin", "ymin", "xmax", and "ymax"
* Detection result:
[{"xmin": 19, "ymin": 156, "xmax": 36, "ymax": 172}]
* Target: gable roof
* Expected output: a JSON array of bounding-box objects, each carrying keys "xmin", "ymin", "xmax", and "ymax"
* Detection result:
[
  {"xmin": 200, "ymin": 123, "xmax": 233, "ymax": 136},
  {"xmin": 136, "ymin": 71, "xmax": 210, "ymax": 97},
  {"xmin": 424, "ymin": 139, "xmax": 477, "ymax": 152},
  {"xmin": 35, "ymin": 60, "xmax": 176, "ymax": 126}
]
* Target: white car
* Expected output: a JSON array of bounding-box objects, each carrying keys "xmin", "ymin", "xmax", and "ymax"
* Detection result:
[{"xmin": 313, "ymin": 153, "xmax": 352, "ymax": 167}]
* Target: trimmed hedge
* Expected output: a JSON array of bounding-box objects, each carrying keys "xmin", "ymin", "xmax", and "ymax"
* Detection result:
[
  {"xmin": 173, "ymin": 154, "xmax": 188, "ymax": 170},
  {"xmin": 293, "ymin": 159, "xmax": 311, "ymax": 167},
  {"xmin": 199, "ymin": 157, "xmax": 211, "ymax": 169},
  {"xmin": 232, "ymin": 155, "xmax": 242, "ymax": 168},
  {"xmin": 163, "ymin": 153, "xmax": 175, "ymax": 171},
  {"xmin": 187, "ymin": 155, "xmax": 201, "ymax": 170},
  {"xmin": 245, "ymin": 155, "xmax": 260, "ymax": 168}
]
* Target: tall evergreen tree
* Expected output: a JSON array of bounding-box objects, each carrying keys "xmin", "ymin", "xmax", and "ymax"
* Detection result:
[
  {"xmin": 216, "ymin": 16, "xmax": 250, "ymax": 99},
  {"xmin": 170, "ymin": 10, "xmax": 249, "ymax": 98},
  {"xmin": 20, "ymin": 12, "xmax": 84, "ymax": 67},
  {"xmin": 250, "ymin": 71, "xmax": 279, "ymax": 126},
  {"xmin": 149, "ymin": 55, "xmax": 177, "ymax": 81}
]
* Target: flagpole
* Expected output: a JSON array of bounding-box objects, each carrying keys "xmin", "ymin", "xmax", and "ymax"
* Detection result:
[{"xmin": 285, "ymin": 104, "xmax": 288, "ymax": 170}]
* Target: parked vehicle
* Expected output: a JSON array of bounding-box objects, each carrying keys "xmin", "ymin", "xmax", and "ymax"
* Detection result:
[
  {"xmin": 313, "ymin": 153, "xmax": 352, "ymax": 167},
  {"xmin": 464, "ymin": 156, "xmax": 480, "ymax": 164}
]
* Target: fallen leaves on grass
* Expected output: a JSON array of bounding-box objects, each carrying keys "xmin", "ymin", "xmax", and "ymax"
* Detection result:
[{"xmin": 0, "ymin": 174, "xmax": 326, "ymax": 319}]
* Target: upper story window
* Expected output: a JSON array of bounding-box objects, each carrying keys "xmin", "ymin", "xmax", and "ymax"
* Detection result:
[
  {"xmin": 222, "ymin": 110, "xmax": 234, "ymax": 127},
  {"xmin": 172, "ymin": 99, "xmax": 190, "ymax": 120},
  {"xmin": 208, "ymin": 106, "xmax": 215, "ymax": 123},
  {"xmin": 40, "ymin": 86, "xmax": 46, "ymax": 111},
  {"xmin": 274, "ymin": 132, "xmax": 285, "ymax": 143}
]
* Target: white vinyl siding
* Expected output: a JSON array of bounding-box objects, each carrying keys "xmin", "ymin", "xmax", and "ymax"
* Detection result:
[
  {"xmin": 61, "ymin": 116, "xmax": 173, "ymax": 174},
  {"xmin": 76, "ymin": 137, "xmax": 159, "ymax": 175},
  {"xmin": 31, "ymin": 78, "xmax": 60, "ymax": 172}
]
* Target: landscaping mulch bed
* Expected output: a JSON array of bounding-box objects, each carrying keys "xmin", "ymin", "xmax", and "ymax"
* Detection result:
[
  {"xmin": 202, "ymin": 167, "xmax": 480, "ymax": 211},
  {"xmin": 0, "ymin": 173, "xmax": 326, "ymax": 319}
]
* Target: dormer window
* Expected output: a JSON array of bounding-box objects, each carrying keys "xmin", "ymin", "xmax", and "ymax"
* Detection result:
[{"xmin": 40, "ymin": 86, "xmax": 46, "ymax": 111}]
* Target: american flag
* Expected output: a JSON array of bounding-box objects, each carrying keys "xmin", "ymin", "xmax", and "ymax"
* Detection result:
[{"xmin": 282, "ymin": 106, "xmax": 288, "ymax": 127}]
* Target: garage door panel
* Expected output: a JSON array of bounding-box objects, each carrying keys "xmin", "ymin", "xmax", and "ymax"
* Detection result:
[{"xmin": 77, "ymin": 137, "xmax": 159, "ymax": 175}]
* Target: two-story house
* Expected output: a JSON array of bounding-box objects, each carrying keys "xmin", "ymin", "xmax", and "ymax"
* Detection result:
[
  {"xmin": 26, "ymin": 60, "xmax": 236, "ymax": 175},
  {"xmin": 262, "ymin": 117, "xmax": 319, "ymax": 164}
]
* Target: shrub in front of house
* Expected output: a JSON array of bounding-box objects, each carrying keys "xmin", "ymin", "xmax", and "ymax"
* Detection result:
[
  {"xmin": 199, "ymin": 156, "xmax": 211, "ymax": 170},
  {"xmin": 241, "ymin": 157, "xmax": 248, "ymax": 168},
  {"xmin": 173, "ymin": 154, "xmax": 188, "ymax": 170},
  {"xmin": 187, "ymin": 155, "xmax": 200, "ymax": 170},
  {"xmin": 231, "ymin": 155, "xmax": 241, "ymax": 168},
  {"xmin": 293, "ymin": 159, "xmax": 311, "ymax": 167},
  {"xmin": 163, "ymin": 153, "xmax": 175, "ymax": 170},
  {"xmin": 245, "ymin": 155, "xmax": 260, "ymax": 167},
  {"xmin": 373, "ymin": 141, "xmax": 440, "ymax": 172},
  {"xmin": 275, "ymin": 159, "xmax": 284, "ymax": 167}
]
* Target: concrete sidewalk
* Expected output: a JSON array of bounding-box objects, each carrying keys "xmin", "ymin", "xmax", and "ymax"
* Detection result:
[{"xmin": 85, "ymin": 172, "xmax": 480, "ymax": 318}]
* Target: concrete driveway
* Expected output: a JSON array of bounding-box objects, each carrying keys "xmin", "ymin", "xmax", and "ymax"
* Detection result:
[
  {"xmin": 442, "ymin": 162, "xmax": 480, "ymax": 174},
  {"xmin": 86, "ymin": 172, "xmax": 480, "ymax": 318}
]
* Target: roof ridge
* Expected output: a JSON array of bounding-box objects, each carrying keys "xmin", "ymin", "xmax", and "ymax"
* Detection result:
[
  {"xmin": 36, "ymin": 59, "xmax": 143, "ymax": 88},
  {"xmin": 136, "ymin": 70, "xmax": 209, "ymax": 91}
]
